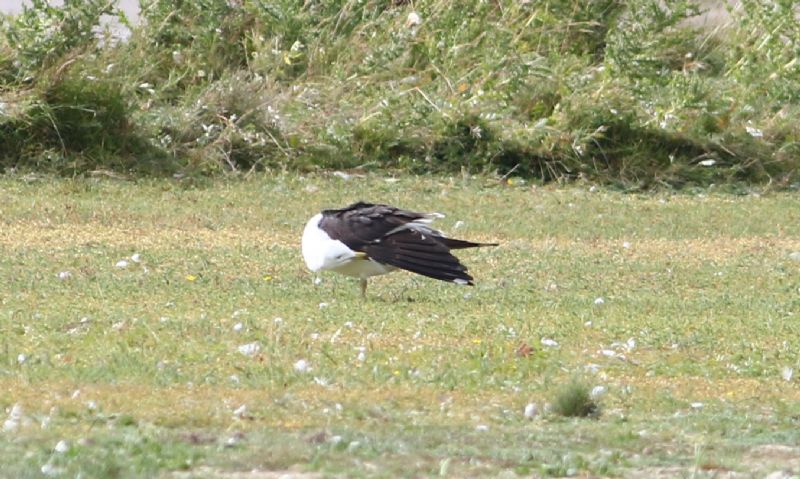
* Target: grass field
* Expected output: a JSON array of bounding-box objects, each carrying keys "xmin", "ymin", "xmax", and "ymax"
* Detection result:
[{"xmin": 1, "ymin": 174, "xmax": 800, "ymax": 478}]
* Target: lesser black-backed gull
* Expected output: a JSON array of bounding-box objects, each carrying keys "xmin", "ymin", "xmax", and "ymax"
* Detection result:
[{"xmin": 301, "ymin": 201, "xmax": 497, "ymax": 296}]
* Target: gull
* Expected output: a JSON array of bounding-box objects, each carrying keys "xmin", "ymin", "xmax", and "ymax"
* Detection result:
[{"xmin": 302, "ymin": 201, "xmax": 496, "ymax": 297}]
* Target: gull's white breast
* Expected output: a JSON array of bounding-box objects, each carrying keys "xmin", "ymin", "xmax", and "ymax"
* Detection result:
[{"xmin": 301, "ymin": 213, "xmax": 395, "ymax": 278}]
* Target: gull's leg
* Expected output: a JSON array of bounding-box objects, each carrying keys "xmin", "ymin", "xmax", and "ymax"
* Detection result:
[{"xmin": 360, "ymin": 278, "xmax": 368, "ymax": 298}]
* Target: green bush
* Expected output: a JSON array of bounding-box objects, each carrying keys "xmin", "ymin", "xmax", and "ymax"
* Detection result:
[
  {"xmin": 552, "ymin": 379, "xmax": 599, "ymax": 418},
  {"xmin": 0, "ymin": 0, "xmax": 798, "ymax": 187}
]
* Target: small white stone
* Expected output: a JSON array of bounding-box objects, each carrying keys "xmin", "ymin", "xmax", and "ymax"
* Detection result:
[
  {"xmin": 313, "ymin": 277, "xmax": 323, "ymax": 285},
  {"xmin": 584, "ymin": 321, "xmax": 593, "ymax": 327},
  {"xmin": 318, "ymin": 302, "xmax": 329, "ymax": 309},
  {"xmin": 523, "ymin": 403, "xmax": 538, "ymax": 419},
  {"xmin": 41, "ymin": 464, "xmax": 62, "ymax": 477},
  {"xmin": 229, "ymin": 375, "xmax": 240, "ymax": 384},
  {"xmin": 2, "ymin": 418, "xmax": 18, "ymax": 432},
  {"xmin": 224, "ymin": 434, "xmax": 242, "ymax": 447},
  {"xmin": 273, "ymin": 317, "xmax": 283, "ymax": 324},
  {"xmin": 540, "ymin": 338, "xmax": 558, "ymax": 347},
  {"xmin": 17, "ymin": 354, "xmax": 26, "ymax": 364},
  {"xmin": 699, "ymin": 159, "xmax": 717, "ymax": 166},
  {"xmin": 130, "ymin": 253, "xmax": 141, "ymax": 263},
  {"xmin": 237, "ymin": 342, "xmax": 261, "ymax": 357},
  {"xmin": 115, "ymin": 259, "xmax": 129, "ymax": 269},
  {"xmin": 233, "ymin": 405, "xmax": 247, "ymax": 418},
  {"xmin": 745, "ymin": 125, "xmax": 763, "ymax": 138},
  {"xmin": 788, "ymin": 251, "xmax": 800, "ymax": 262},
  {"xmin": 86, "ymin": 400, "xmax": 98, "ymax": 410},
  {"xmin": 3, "ymin": 404, "xmax": 24, "ymax": 432},
  {"xmin": 58, "ymin": 271, "xmax": 72, "ymax": 280},
  {"xmin": 590, "ymin": 386, "xmax": 607, "ymax": 399},
  {"xmin": 294, "ymin": 359, "xmax": 311, "ymax": 373},
  {"xmin": 594, "ymin": 297, "xmax": 605, "ymax": 305},
  {"xmin": 782, "ymin": 367, "xmax": 793, "ymax": 382},
  {"xmin": 406, "ymin": 11, "xmax": 422, "ymax": 27},
  {"xmin": 690, "ymin": 402, "xmax": 704, "ymax": 410},
  {"xmin": 54, "ymin": 440, "xmax": 69, "ymax": 453},
  {"xmin": 313, "ymin": 376, "xmax": 328, "ymax": 386},
  {"xmin": 232, "ymin": 322, "xmax": 243, "ymax": 332},
  {"xmin": 357, "ymin": 350, "xmax": 366, "ymax": 362},
  {"xmin": 475, "ymin": 424, "xmax": 489, "ymax": 432},
  {"xmin": 622, "ymin": 241, "xmax": 631, "ymax": 249}
]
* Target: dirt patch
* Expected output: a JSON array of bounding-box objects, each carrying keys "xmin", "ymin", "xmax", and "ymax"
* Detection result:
[
  {"xmin": 625, "ymin": 445, "xmax": 800, "ymax": 478},
  {"xmin": 742, "ymin": 445, "xmax": 800, "ymax": 474}
]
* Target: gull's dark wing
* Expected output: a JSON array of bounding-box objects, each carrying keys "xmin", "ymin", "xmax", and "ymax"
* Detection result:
[
  {"xmin": 319, "ymin": 202, "xmax": 430, "ymax": 251},
  {"xmin": 363, "ymin": 229, "xmax": 475, "ymax": 284}
]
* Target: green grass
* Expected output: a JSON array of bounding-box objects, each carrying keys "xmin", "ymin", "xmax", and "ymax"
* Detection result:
[{"xmin": 1, "ymin": 174, "xmax": 799, "ymax": 477}]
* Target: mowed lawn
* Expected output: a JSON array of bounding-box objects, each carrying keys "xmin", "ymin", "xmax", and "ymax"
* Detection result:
[{"xmin": 1, "ymin": 174, "xmax": 799, "ymax": 478}]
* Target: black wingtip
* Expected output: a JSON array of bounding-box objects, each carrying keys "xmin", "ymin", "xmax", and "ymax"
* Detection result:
[{"xmin": 440, "ymin": 237, "xmax": 499, "ymax": 250}]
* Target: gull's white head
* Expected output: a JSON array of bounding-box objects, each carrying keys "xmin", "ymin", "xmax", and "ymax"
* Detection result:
[{"xmin": 301, "ymin": 213, "xmax": 356, "ymax": 272}]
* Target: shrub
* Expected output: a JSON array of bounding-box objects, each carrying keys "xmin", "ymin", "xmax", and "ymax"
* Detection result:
[
  {"xmin": 0, "ymin": 0, "xmax": 798, "ymax": 187},
  {"xmin": 551, "ymin": 379, "xmax": 599, "ymax": 418}
]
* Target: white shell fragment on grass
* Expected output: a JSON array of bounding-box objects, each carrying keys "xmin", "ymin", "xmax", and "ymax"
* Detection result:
[
  {"xmin": 40, "ymin": 464, "xmax": 63, "ymax": 477},
  {"xmin": 115, "ymin": 259, "xmax": 129, "ymax": 268},
  {"xmin": 523, "ymin": 403, "xmax": 538, "ymax": 419},
  {"xmin": 594, "ymin": 297, "xmax": 605, "ymax": 305},
  {"xmin": 293, "ymin": 359, "xmax": 311, "ymax": 373},
  {"xmin": 237, "ymin": 342, "xmax": 261, "ymax": 357},
  {"xmin": 406, "ymin": 11, "xmax": 422, "ymax": 27},
  {"xmin": 590, "ymin": 386, "xmax": 607, "ymax": 399},
  {"xmin": 54, "ymin": 440, "xmax": 69, "ymax": 453},
  {"xmin": 233, "ymin": 405, "xmax": 247, "ymax": 419},
  {"xmin": 3, "ymin": 404, "xmax": 24, "ymax": 432}
]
